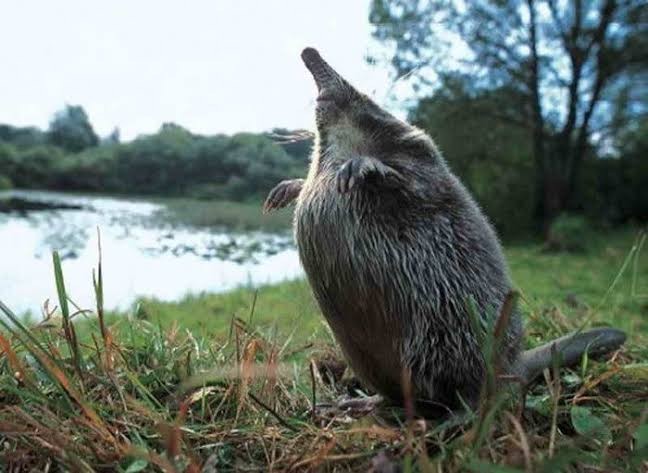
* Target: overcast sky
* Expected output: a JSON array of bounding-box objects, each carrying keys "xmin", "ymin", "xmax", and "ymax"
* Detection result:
[{"xmin": 0, "ymin": 1, "xmax": 401, "ymax": 140}]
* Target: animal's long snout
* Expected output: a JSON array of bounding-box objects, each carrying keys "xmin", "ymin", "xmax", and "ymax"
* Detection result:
[{"xmin": 301, "ymin": 47, "xmax": 344, "ymax": 92}]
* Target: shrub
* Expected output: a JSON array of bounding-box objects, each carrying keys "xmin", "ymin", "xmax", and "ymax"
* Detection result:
[
  {"xmin": 12, "ymin": 145, "xmax": 64, "ymax": 188},
  {"xmin": 545, "ymin": 214, "xmax": 592, "ymax": 252},
  {"xmin": 0, "ymin": 175, "xmax": 12, "ymax": 190}
]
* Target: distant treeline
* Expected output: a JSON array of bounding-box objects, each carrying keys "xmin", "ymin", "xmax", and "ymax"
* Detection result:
[
  {"xmin": 408, "ymin": 80, "xmax": 648, "ymax": 237},
  {"xmin": 370, "ymin": 0, "xmax": 647, "ymax": 240},
  {"xmin": 1, "ymin": 100, "xmax": 646, "ymax": 238},
  {"xmin": 0, "ymin": 105, "xmax": 312, "ymax": 201}
]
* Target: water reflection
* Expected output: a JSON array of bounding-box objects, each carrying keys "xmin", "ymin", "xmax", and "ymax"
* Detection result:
[{"xmin": 0, "ymin": 190, "xmax": 302, "ymax": 315}]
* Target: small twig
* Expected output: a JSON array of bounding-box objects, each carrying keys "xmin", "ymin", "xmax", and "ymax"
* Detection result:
[
  {"xmin": 309, "ymin": 359, "xmax": 317, "ymax": 422},
  {"xmin": 572, "ymin": 365, "xmax": 621, "ymax": 404},
  {"xmin": 497, "ymin": 373, "xmax": 529, "ymax": 420},
  {"xmin": 284, "ymin": 342, "xmax": 314, "ymax": 358},
  {"xmin": 546, "ymin": 343, "xmax": 562, "ymax": 459},
  {"xmin": 505, "ymin": 411, "xmax": 532, "ymax": 473},
  {"xmin": 248, "ymin": 392, "xmax": 298, "ymax": 432},
  {"xmin": 248, "ymin": 290, "xmax": 258, "ymax": 326}
]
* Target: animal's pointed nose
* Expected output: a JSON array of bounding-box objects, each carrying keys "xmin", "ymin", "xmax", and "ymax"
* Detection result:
[
  {"xmin": 301, "ymin": 47, "xmax": 343, "ymax": 92},
  {"xmin": 301, "ymin": 47, "xmax": 322, "ymax": 66}
]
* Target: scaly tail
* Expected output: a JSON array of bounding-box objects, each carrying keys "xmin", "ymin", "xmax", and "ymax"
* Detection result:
[{"xmin": 513, "ymin": 327, "xmax": 626, "ymax": 383}]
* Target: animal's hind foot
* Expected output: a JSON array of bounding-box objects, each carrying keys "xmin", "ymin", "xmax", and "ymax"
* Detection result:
[
  {"xmin": 311, "ymin": 394, "xmax": 384, "ymax": 419},
  {"xmin": 336, "ymin": 394, "xmax": 384, "ymax": 411},
  {"xmin": 263, "ymin": 178, "xmax": 304, "ymax": 213}
]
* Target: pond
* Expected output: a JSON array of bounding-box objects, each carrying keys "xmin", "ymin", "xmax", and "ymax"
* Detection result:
[{"xmin": 0, "ymin": 190, "xmax": 302, "ymax": 316}]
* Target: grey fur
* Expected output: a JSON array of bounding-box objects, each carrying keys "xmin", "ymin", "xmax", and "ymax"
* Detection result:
[{"xmin": 265, "ymin": 48, "xmax": 626, "ymax": 413}]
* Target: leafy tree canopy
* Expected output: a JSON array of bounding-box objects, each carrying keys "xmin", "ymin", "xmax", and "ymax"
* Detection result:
[
  {"xmin": 47, "ymin": 104, "xmax": 99, "ymax": 153},
  {"xmin": 370, "ymin": 0, "xmax": 647, "ymax": 232}
]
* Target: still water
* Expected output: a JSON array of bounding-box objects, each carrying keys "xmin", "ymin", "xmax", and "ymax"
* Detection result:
[{"xmin": 0, "ymin": 190, "xmax": 302, "ymax": 316}]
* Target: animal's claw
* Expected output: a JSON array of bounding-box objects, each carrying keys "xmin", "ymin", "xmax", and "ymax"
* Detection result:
[
  {"xmin": 310, "ymin": 394, "xmax": 384, "ymax": 419},
  {"xmin": 336, "ymin": 160, "xmax": 353, "ymax": 193},
  {"xmin": 263, "ymin": 179, "xmax": 304, "ymax": 213},
  {"xmin": 336, "ymin": 157, "xmax": 384, "ymax": 194}
]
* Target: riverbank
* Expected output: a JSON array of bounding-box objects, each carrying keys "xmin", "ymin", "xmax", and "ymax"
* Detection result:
[
  {"xmin": 119, "ymin": 227, "xmax": 647, "ymax": 340},
  {"xmin": 153, "ymin": 196, "xmax": 293, "ymax": 232},
  {"xmin": 0, "ymin": 190, "xmax": 300, "ymax": 316},
  {"xmin": 1, "ymin": 189, "xmax": 293, "ymax": 232},
  {"xmin": 0, "ymin": 227, "xmax": 645, "ymax": 471}
]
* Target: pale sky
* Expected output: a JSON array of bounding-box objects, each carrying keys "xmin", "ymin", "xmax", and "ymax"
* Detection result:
[{"xmin": 0, "ymin": 1, "xmax": 400, "ymax": 140}]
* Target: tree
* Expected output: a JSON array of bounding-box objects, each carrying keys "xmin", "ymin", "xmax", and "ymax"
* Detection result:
[
  {"xmin": 0, "ymin": 143, "xmax": 17, "ymax": 188},
  {"xmin": 370, "ymin": 0, "xmax": 647, "ymax": 234},
  {"xmin": 410, "ymin": 76, "xmax": 536, "ymax": 236},
  {"xmin": 102, "ymin": 127, "xmax": 121, "ymax": 145},
  {"xmin": 0, "ymin": 124, "xmax": 47, "ymax": 149},
  {"xmin": 12, "ymin": 145, "xmax": 64, "ymax": 188},
  {"xmin": 48, "ymin": 105, "xmax": 99, "ymax": 153}
]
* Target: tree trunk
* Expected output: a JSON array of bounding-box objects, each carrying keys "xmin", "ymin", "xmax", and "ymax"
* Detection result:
[
  {"xmin": 542, "ymin": 169, "xmax": 569, "ymax": 237},
  {"xmin": 527, "ymin": 0, "xmax": 555, "ymax": 238}
]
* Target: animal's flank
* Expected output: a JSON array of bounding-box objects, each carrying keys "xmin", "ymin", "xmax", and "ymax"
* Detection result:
[{"xmin": 265, "ymin": 47, "xmax": 626, "ymax": 415}]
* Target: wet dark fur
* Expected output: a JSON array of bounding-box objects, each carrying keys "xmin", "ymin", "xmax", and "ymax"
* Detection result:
[{"xmin": 265, "ymin": 48, "xmax": 625, "ymax": 414}]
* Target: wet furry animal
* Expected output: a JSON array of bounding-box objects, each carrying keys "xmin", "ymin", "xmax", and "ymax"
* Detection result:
[{"xmin": 264, "ymin": 48, "xmax": 626, "ymax": 414}]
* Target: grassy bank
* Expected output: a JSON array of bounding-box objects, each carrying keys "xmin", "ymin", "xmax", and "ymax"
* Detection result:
[
  {"xmin": 0, "ymin": 228, "xmax": 646, "ymax": 471},
  {"xmin": 154, "ymin": 197, "xmax": 293, "ymax": 232},
  {"xmin": 128, "ymin": 227, "xmax": 648, "ymax": 341}
]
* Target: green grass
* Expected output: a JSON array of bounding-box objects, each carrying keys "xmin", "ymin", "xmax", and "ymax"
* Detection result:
[
  {"xmin": 127, "ymin": 227, "xmax": 648, "ymax": 343},
  {"xmin": 120, "ymin": 279, "xmax": 323, "ymax": 342},
  {"xmin": 0, "ymin": 227, "xmax": 646, "ymax": 471},
  {"xmin": 508, "ymin": 227, "xmax": 648, "ymax": 340},
  {"xmin": 39, "ymin": 191, "xmax": 294, "ymax": 232}
]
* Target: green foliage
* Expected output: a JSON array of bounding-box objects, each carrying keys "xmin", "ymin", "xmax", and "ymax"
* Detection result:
[
  {"xmin": 55, "ymin": 143, "xmax": 122, "ymax": 191},
  {"xmin": 370, "ymin": 0, "xmax": 648, "ymax": 230},
  {"xmin": 409, "ymin": 74, "xmax": 648, "ymax": 236},
  {"xmin": 0, "ymin": 143, "xmax": 17, "ymax": 180},
  {"xmin": 0, "ymin": 124, "xmax": 47, "ymax": 149},
  {"xmin": 632, "ymin": 423, "xmax": 648, "ymax": 470},
  {"xmin": 127, "ymin": 279, "xmax": 320, "ymax": 339},
  {"xmin": 0, "ymin": 115, "xmax": 310, "ymax": 201},
  {"xmin": 113, "ymin": 123, "xmax": 196, "ymax": 193},
  {"xmin": 570, "ymin": 405, "xmax": 612, "ymax": 446},
  {"xmin": 585, "ymin": 118, "xmax": 648, "ymax": 224},
  {"xmin": 411, "ymin": 78, "xmax": 535, "ymax": 237},
  {"xmin": 0, "ymin": 228, "xmax": 645, "ymax": 471},
  {"xmin": 545, "ymin": 214, "xmax": 592, "ymax": 252},
  {"xmin": 47, "ymin": 104, "xmax": 99, "ymax": 152},
  {"xmin": 11, "ymin": 145, "xmax": 65, "ymax": 188},
  {"xmin": 155, "ymin": 197, "xmax": 293, "ymax": 232},
  {"xmin": 634, "ymin": 423, "xmax": 648, "ymax": 450},
  {"xmin": 120, "ymin": 228, "xmax": 647, "ymax": 345},
  {"xmin": 1, "ymin": 92, "xmax": 644, "ymax": 235},
  {"xmin": 0, "ymin": 175, "xmax": 12, "ymax": 190}
]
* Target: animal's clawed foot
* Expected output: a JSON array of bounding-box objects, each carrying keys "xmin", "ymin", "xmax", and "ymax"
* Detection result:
[
  {"xmin": 336, "ymin": 157, "xmax": 402, "ymax": 193},
  {"xmin": 337, "ymin": 394, "xmax": 384, "ymax": 411},
  {"xmin": 311, "ymin": 394, "xmax": 384, "ymax": 419},
  {"xmin": 263, "ymin": 179, "xmax": 304, "ymax": 213}
]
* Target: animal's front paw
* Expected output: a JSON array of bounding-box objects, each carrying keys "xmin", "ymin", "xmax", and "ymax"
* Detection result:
[
  {"xmin": 336, "ymin": 157, "xmax": 403, "ymax": 194},
  {"xmin": 263, "ymin": 179, "xmax": 304, "ymax": 213},
  {"xmin": 336, "ymin": 157, "xmax": 380, "ymax": 193}
]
